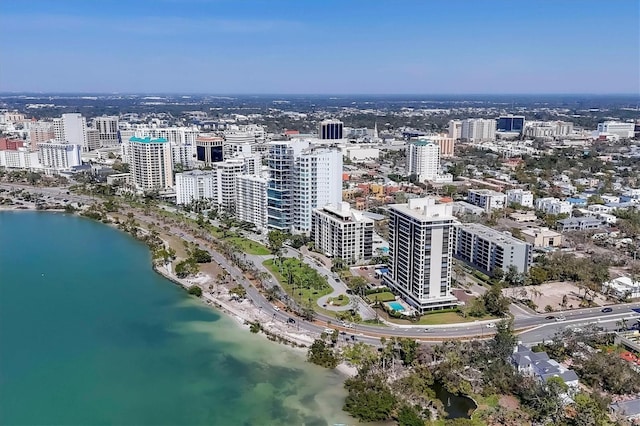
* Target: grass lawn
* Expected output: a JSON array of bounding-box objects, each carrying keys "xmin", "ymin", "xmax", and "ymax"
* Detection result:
[
  {"xmin": 327, "ymin": 295, "xmax": 350, "ymax": 307},
  {"xmin": 263, "ymin": 259, "xmax": 332, "ymax": 306},
  {"xmin": 376, "ymin": 308, "xmax": 497, "ymax": 325},
  {"xmin": 365, "ymin": 291, "xmax": 396, "ymax": 303},
  {"xmin": 226, "ymin": 236, "xmax": 271, "ymax": 255}
]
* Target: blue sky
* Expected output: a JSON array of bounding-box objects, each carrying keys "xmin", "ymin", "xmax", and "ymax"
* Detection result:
[{"xmin": 1, "ymin": 0, "xmax": 638, "ymax": 94}]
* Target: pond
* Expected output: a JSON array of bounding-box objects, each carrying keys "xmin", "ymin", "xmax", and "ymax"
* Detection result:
[{"xmin": 433, "ymin": 381, "xmax": 477, "ymax": 419}]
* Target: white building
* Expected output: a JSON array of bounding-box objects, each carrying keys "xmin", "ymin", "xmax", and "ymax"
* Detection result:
[
  {"xmin": 524, "ymin": 121, "xmax": 574, "ymax": 138},
  {"xmin": 383, "ymin": 197, "xmax": 459, "ymax": 312},
  {"xmin": 344, "ymin": 147, "xmax": 380, "ymax": 162},
  {"xmin": 175, "ymin": 170, "xmax": 216, "ymax": 205},
  {"xmin": 54, "ymin": 113, "xmax": 92, "ymax": 152},
  {"xmin": 506, "ymin": 189, "xmax": 534, "ymax": 208},
  {"xmin": 461, "ymin": 119, "xmax": 496, "ymax": 142},
  {"xmin": 311, "ymin": 202, "xmax": 374, "ymax": 264},
  {"xmin": 292, "ymin": 147, "xmax": 343, "ymax": 234},
  {"xmin": 406, "ymin": 140, "xmax": 440, "ymax": 182},
  {"xmin": 467, "ymin": 189, "xmax": 507, "ymax": 212},
  {"xmin": 92, "ymin": 116, "xmax": 119, "ymax": 146},
  {"xmin": 38, "ymin": 141, "xmax": 82, "ymax": 170},
  {"xmin": 235, "ymin": 175, "xmax": 268, "ymax": 230},
  {"xmin": 602, "ymin": 276, "xmax": 640, "ymax": 300},
  {"xmin": 535, "ymin": 197, "xmax": 573, "ymax": 215},
  {"xmin": 213, "ymin": 158, "xmax": 245, "ymax": 212},
  {"xmin": 597, "ymin": 121, "xmax": 635, "ymax": 139},
  {"xmin": 448, "ymin": 120, "xmax": 462, "ymax": 140},
  {"xmin": 171, "ymin": 144, "xmax": 196, "ymax": 170},
  {"xmin": 128, "ymin": 137, "xmax": 174, "ymax": 191},
  {"xmin": 0, "ymin": 148, "xmax": 40, "ymax": 169},
  {"xmin": 455, "ymin": 223, "xmax": 532, "ymax": 275},
  {"xmin": 511, "ymin": 345, "xmax": 580, "ymax": 391}
]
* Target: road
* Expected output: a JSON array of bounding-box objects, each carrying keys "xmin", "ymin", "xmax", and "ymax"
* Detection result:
[{"xmin": 4, "ymin": 182, "xmax": 640, "ymax": 347}]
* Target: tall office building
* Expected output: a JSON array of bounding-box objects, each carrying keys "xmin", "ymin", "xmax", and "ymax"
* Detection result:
[
  {"xmin": 128, "ymin": 137, "xmax": 174, "ymax": 191},
  {"xmin": 311, "ymin": 202, "xmax": 374, "ymax": 263},
  {"xmin": 497, "ymin": 115, "xmax": 525, "ymax": 133},
  {"xmin": 235, "ymin": 175, "xmax": 269, "ymax": 230},
  {"xmin": 293, "ymin": 147, "xmax": 343, "ymax": 233},
  {"xmin": 93, "ymin": 116, "xmax": 119, "ymax": 146},
  {"xmin": 461, "ymin": 119, "xmax": 496, "ymax": 142},
  {"xmin": 318, "ymin": 119, "xmax": 344, "ymax": 140},
  {"xmin": 383, "ymin": 198, "xmax": 459, "ymax": 312},
  {"xmin": 195, "ymin": 136, "xmax": 224, "ymax": 166},
  {"xmin": 454, "ymin": 223, "xmax": 532, "ymax": 275},
  {"xmin": 175, "ymin": 170, "xmax": 216, "ymax": 205},
  {"xmin": 406, "ymin": 140, "xmax": 440, "ymax": 182}
]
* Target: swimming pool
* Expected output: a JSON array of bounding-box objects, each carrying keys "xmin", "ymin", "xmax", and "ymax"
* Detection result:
[{"xmin": 388, "ymin": 301, "xmax": 405, "ymax": 312}]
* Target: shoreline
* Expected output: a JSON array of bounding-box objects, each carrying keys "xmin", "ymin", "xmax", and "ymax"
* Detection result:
[{"xmin": 0, "ymin": 204, "xmax": 359, "ymax": 378}]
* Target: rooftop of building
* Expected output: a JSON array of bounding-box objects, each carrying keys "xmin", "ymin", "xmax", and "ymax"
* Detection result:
[
  {"xmin": 317, "ymin": 202, "xmax": 373, "ymax": 223},
  {"xmin": 129, "ymin": 136, "xmax": 168, "ymax": 144},
  {"xmin": 459, "ymin": 223, "xmax": 531, "ymax": 246},
  {"xmin": 468, "ymin": 188, "xmax": 505, "ymax": 197},
  {"xmin": 557, "ymin": 216, "xmax": 603, "ymax": 225},
  {"xmin": 521, "ymin": 227, "xmax": 562, "ymax": 237},
  {"xmin": 390, "ymin": 197, "xmax": 456, "ymax": 222}
]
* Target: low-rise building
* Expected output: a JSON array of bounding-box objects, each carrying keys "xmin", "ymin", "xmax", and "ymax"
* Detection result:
[
  {"xmin": 511, "ymin": 344, "xmax": 579, "ymax": 390},
  {"xmin": 611, "ymin": 399, "xmax": 640, "ymax": 421},
  {"xmin": 506, "ymin": 189, "xmax": 534, "ymax": 208},
  {"xmin": 455, "ymin": 223, "xmax": 532, "ymax": 275},
  {"xmin": 311, "ymin": 202, "xmax": 374, "ymax": 264},
  {"xmin": 175, "ymin": 170, "xmax": 216, "ymax": 205},
  {"xmin": 509, "ymin": 211, "xmax": 538, "ymax": 222},
  {"xmin": 602, "ymin": 276, "xmax": 640, "ymax": 300},
  {"xmin": 467, "ymin": 189, "xmax": 507, "ymax": 212},
  {"xmin": 556, "ymin": 217, "xmax": 603, "ymax": 232},
  {"xmin": 535, "ymin": 197, "xmax": 573, "ymax": 215},
  {"xmin": 521, "ymin": 227, "xmax": 564, "ymax": 248}
]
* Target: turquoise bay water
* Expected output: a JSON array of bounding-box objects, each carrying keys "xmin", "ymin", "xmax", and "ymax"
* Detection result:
[{"xmin": 0, "ymin": 212, "xmax": 353, "ymax": 425}]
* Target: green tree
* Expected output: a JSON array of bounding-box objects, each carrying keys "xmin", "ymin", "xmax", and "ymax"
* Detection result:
[
  {"xmin": 343, "ymin": 372, "xmax": 397, "ymax": 422},
  {"xmin": 307, "ymin": 339, "xmax": 340, "ymax": 368},
  {"xmin": 396, "ymin": 405, "xmax": 425, "ymax": 426},
  {"xmin": 191, "ymin": 247, "xmax": 212, "ymax": 263},
  {"xmin": 482, "ymin": 284, "xmax": 510, "ymax": 317},
  {"xmin": 568, "ymin": 392, "xmax": 610, "ymax": 426},
  {"xmin": 267, "ymin": 230, "xmax": 287, "ymax": 261},
  {"xmin": 187, "ymin": 285, "xmax": 202, "ymax": 297}
]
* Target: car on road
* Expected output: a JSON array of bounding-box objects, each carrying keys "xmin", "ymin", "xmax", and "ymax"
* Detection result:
[
  {"xmin": 601, "ymin": 307, "xmax": 613, "ymax": 313},
  {"xmin": 555, "ymin": 315, "xmax": 566, "ymax": 322},
  {"xmin": 287, "ymin": 318, "xmax": 296, "ymax": 324},
  {"xmin": 274, "ymin": 306, "xmax": 280, "ymax": 312},
  {"xmin": 545, "ymin": 315, "xmax": 555, "ymax": 320},
  {"xmin": 423, "ymin": 328, "xmax": 430, "ymax": 333},
  {"xmin": 485, "ymin": 323, "xmax": 495, "ymax": 328}
]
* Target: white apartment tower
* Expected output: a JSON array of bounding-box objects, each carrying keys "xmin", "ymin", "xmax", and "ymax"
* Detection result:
[
  {"xmin": 461, "ymin": 118, "xmax": 496, "ymax": 142},
  {"xmin": 128, "ymin": 137, "xmax": 174, "ymax": 191},
  {"xmin": 93, "ymin": 116, "xmax": 119, "ymax": 146},
  {"xmin": 311, "ymin": 202, "xmax": 374, "ymax": 264},
  {"xmin": 235, "ymin": 175, "xmax": 268, "ymax": 230},
  {"xmin": 293, "ymin": 147, "xmax": 343, "ymax": 234},
  {"xmin": 213, "ymin": 158, "xmax": 245, "ymax": 213},
  {"xmin": 406, "ymin": 140, "xmax": 440, "ymax": 182},
  {"xmin": 175, "ymin": 170, "xmax": 216, "ymax": 205},
  {"xmin": 383, "ymin": 198, "xmax": 459, "ymax": 312}
]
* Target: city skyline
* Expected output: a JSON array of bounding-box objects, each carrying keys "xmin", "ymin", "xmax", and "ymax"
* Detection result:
[{"xmin": 1, "ymin": 0, "xmax": 639, "ymax": 94}]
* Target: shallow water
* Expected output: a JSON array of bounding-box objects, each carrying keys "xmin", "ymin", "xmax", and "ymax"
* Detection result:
[{"xmin": 0, "ymin": 211, "xmax": 354, "ymax": 425}]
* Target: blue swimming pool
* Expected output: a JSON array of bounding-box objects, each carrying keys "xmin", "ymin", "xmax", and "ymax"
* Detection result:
[{"xmin": 388, "ymin": 301, "xmax": 405, "ymax": 312}]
